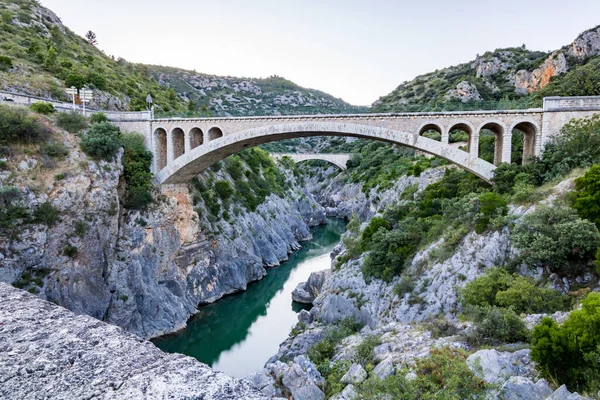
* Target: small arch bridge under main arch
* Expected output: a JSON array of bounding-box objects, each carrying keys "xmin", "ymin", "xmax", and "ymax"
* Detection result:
[{"xmin": 271, "ymin": 153, "xmax": 351, "ymax": 170}]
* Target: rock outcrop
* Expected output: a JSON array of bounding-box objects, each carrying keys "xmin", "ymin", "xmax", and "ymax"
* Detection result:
[
  {"xmin": 0, "ymin": 283, "xmax": 269, "ymax": 400},
  {"xmin": 291, "ymin": 269, "xmax": 330, "ymax": 304},
  {"xmin": 0, "ymin": 127, "xmax": 326, "ymax": 339}
]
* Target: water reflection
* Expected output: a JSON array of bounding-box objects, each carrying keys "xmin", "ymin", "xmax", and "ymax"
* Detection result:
[{"xmin": 153, "ymin": 219, "xmax": 346, "ymax": 378}]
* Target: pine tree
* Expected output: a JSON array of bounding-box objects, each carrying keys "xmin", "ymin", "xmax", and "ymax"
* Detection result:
[{"xmin": 85, "ymin": 31, "xmax": 97, "ymax": 46}]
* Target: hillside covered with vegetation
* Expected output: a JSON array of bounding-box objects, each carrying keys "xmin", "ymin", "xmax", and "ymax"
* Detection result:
[
  {"xmin": 0, "ymin": 0, "xmax": 363, "ymax": 116},
  {"xmin": 372, "ymin": 26, "xmax": 600, "ymax": 112}
]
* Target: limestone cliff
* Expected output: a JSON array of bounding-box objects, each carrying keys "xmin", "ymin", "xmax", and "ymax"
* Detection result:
[{"xmin": 0, "ymin": 124, "xmax": 325, "ymax": 339}]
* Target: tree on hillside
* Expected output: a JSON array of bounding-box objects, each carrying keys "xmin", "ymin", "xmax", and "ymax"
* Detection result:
[{"xmin": 85, "ymin": 31, "xmax": 98, "ymax": 46}]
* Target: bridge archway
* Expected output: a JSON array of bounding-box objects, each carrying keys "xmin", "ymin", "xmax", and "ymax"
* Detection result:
[
  {"xmin": 478, "ymin": 121, "xmax": 505, "ymax": 166},
  {"xmin": 154, "ymin": 128, "xmax": 167, "ymax": 171},
  {"xmin": 418, "ymin": 123, "xmax": 443, "ymax": 142},
  {"xmin": 208, "ymin": 127, "xmax": 223, "ymax": 141},
  {"xmin": 510, "ymin": 121, "xmax": 538, "ymax": 165},
  {"xmin": 190, "ymin": 128, "xmax": 204, "ymax": 149},
  {"xmin": 172, "ymin": 128, "xmax": 185, "ymax": 159},
  {"xmin": 448, "ymin": 122, "xmax": 474, "ymax": 154},
  {"xmin": 156, "ymin": 121, "xmax": 496, "ymax": 185}
]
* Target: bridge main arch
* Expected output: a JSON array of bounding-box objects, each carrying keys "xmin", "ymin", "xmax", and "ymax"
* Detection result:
[{"xmin": 156, "ymin": 121, "xmax": 497, "ymax": 185}]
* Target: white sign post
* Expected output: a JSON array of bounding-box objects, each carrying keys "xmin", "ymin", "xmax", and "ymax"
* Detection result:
[
  {"xmin": 80, "ymin": 87, "xmax": 94, "ymax": 116},
  {"xmin": 65, "ymin": 86, "xmax": 78, "ymax": 111}
]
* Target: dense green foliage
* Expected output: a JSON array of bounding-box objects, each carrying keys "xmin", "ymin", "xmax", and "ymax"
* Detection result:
[
  {"xmin": 33, "ymin": 201, "xmax": 58, "ymax": 226},
  {"xmin": 360, "ymin": 168, "xmax": 497, "ymax": 282},
  {"xmin": 80, "ymin": 121, "xmax": 121, "ymax": 160},
  {"xmin": 189, "ymin": 148, "xmax": 293, "ymax": 226},
  {"xmin": 55, "ymin": 111, "xmax": 88, "ymax": 133},
  {"xmin": 358, "ymin": 347, "xmax": 489, "ymax": 399},
  {"xmin": 570, "ymin": 165, "xmax": 600, "ymax": 228},
  {"xmin": 531, "ymin": 292, "xmax": 600, "ymax": 394},
  {"xmin": 0, "ymin": 104, "xmax": 50, "ymax": 144},
  {"xmin": 468, "ymin": 306, "xmax": 529, "ymax": 345},
  {"xmin": 0, "ymin": 0, "xmax": 186, "ymax": 112},
  {"xmin": 512, "ymin": 204, "xmax": 600, "ymax": 275},
  {"xmin": 90, "ymin": 112, "xmax": 108, "ymax": 124},
  {"xmin": 121, "ymin": 133, "xmax": 153, "ymax": 209},
  {"xmin": 462, "ymin": 268, "xmax": 570, "ymax": 314},
  {"xmin": 29, "ymin": 101, "xmax": 55, "ymax": 114},
  {"xmin": 345, "ymin": 142, "xmax": 442, "ymax": 193}
]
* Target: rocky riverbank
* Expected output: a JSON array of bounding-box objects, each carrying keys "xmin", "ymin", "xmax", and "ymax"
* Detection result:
[{"xmin": 247, "ymin": 167, "xmax": 596, "ymax": 400}]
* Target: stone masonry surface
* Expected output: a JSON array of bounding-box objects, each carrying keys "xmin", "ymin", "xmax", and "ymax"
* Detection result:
[{"xmin": 0, "ymin": 283, "xmax": 271, "ymax": 400}]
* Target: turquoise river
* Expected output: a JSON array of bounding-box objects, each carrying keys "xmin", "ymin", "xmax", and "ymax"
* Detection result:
[{"xmin": 153, "ymin": 218, "xmax": 346, "ymax": 378}]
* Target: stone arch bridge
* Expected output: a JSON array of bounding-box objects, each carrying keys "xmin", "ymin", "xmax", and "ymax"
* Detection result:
[
  {"xmin": 108, "ymin": 96, "xmax": 600, "ymax": 185},
  {"xmin": 271, "ymin": 153, "xmax": 351, "ymax": 170}
]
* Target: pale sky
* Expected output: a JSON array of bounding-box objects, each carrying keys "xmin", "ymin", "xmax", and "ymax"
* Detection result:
[{"xmin": 41, "ymin": 0, "xmax": 600, "ymax": 106}]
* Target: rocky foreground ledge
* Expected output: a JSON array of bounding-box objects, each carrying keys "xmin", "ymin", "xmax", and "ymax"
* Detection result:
[{"xmin": 0, "ymin": 283, "xmax": 270, "ymax": 400}]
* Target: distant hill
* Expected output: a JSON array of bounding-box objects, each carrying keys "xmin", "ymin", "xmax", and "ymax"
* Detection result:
[
  {"xmin": 149, "ymin": 66, "xmax": 366, "ymax": 117},
  {"xmin": 0, "ymin": 0, "xmax": 363, "ymax": 116},
  {"xmin": 372, "ymin": 26, "xmax": 600, "ymax": 112}
]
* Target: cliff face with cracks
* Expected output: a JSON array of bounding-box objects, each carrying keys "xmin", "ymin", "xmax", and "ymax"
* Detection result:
[{"xmin": 0, "ymin": 127, "xmax": 325, "ymax": 339}]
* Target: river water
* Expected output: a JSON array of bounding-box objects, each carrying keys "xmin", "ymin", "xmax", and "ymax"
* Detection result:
[{"xmin": 153, "ymin": 218, "xmax": 346, "ymax": 378}]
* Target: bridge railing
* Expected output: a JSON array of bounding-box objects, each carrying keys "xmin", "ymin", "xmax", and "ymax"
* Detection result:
[{"xmin": 154, "ymin": 98, "xmax": 543, "ymax": 119}]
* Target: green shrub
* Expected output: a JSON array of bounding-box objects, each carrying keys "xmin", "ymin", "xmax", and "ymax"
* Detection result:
[
  {"xmin": 74, "ymin": 220, "xmax": 88, "ymax": 237},
  {"xmin": 570, "ymin": 165, "xmax": 600, "ymax": 228},
  {"xmin": 462, "ymin": 268, "xmax": 569, "ymax": 314},
  {"xmin": 0, "ymin": 55, "xmax": 12, "ymax": 71},
  {"xmin": 29, "ymin": 102, "xmax": 56, "ymax": 115},
  {"xmin": 33, "ymin": 201, "xmax": 59, "ymax": 226},
  {"xmin": 358, "ymin": 347, "xmax": 488, "ymax": 399},
  {"xmin": 393, "ymin": 277, "xmax": 415, "ymax": 298},
  {"xmin": 360, "ymin": 216, "xmax": 391, "ymax": 249},
  {"xmin": 90, "ymin": 112, "xmax": 108, "ymax": 124},
  {"xmin": 54, "ymin": 173, "xmax": 65, "ymax": 181},
  {"xmin": 469, "ymin": 306, "xmax": 529, "ymax": 345},
  {"xmin": 361, "ymin": 223, "xmax": 420, "ymax": 282},
  {"xmin": 65, "ymin": 74, "xmax": 86, "ymax": 89},
  {"xmin": 354, "ymin": 335, "xmax": 380, "ymax": 367},
  {"xmin": 56, "ymin": 111, "xmax": 88, "ymax": 133},
  {"xmin": 531, "ymin": 292, "xmax": 600, "ymax": 394},
  {"xmin": 475, "ymin": 192, "xmax": 508, "ymax": 233},
  {"xmin": 121, "ymin": 132, "xmax": 153, "ymax": 209},
  {"xmin": 80, "ymin": 122, "xmax": 121, "ymax": 160},
  {"xmin": 214, "ymin": 180, "xmax": 234, "ymax": 200},
  {"xmin": 512, "ymin": 204, "xmax": 600, "ymax": 275},
  {"xmin": 39, "ymin": 140, "xmax": 68, "ymax": 160},
  {"xmin": 64, "ymin": 245, "xmax": 78, "ymax": 258},
  {"xmin": 0, "ymin": 105, "xmax": 51, "ymax": 144}
]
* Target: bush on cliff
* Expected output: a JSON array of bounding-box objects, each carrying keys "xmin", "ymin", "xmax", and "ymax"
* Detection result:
[
  {"xmin": 570, "ymin": 165, "xmax": 600, "ymax": 228},
  {"xmin": 461, "ymin": 268, "xmax": 570, "ymax": 314},
  {"xmin": 468, "ymin": 306, "xmax": 529, "ymax": 345},
  {"xmin": 80, "ymin": 122, "xmax": 121, "ymax": 160},
  {"xmin": 0, "ymin": 105, "xmax": 50, "ymax": 144},
  {"xmin": 29, "ymin": 102, "xmax": 56, "ymax": 115},
  {"xmin": 512, "ymin": 204, "xmax": 600, "ymax": 275},
  {"xmin": 56, "ymin": 111, "xmax": 88, "ymax": 133},
  {"xmin": 358, "ymin": 347, "xmax": 489, "ymax": 399},
  {"xmin": 121, "ymin": 133, "xmax": 153, "ymax": 209},
  {"xmin": 531, "ymin": 292, "xmax": 600, "ymax": 394}
]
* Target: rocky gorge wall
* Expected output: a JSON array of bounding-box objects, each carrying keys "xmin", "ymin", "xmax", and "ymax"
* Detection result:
[
  {"xmin": 0, "ymin": 126, "xmax": 326, "ymax": 339},
  {"xmin": 248, "ymin": 166, "xmax": 597, "ymax": 399}
]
